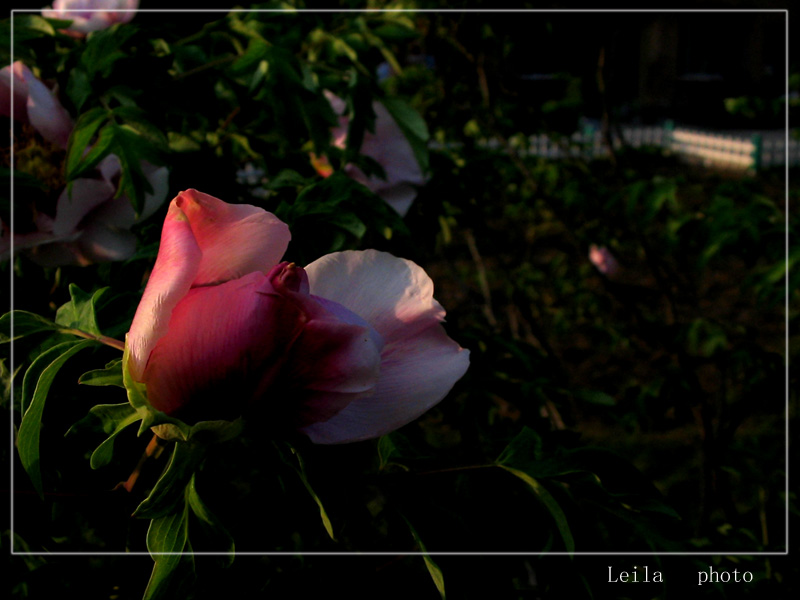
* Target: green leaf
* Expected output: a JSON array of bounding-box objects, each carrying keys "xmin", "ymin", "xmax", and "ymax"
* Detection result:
[
  {"xmin": 17, "ymin": 340, "xmax": 97, "ymax": 497},
  {"xmin": 282, "ymin": 443, "xmax": 335, "ymax": 541},
  {"xmin": 13, "ymin": 14, "xmax": 56, "ymax": 37},
  {"xmin": 144, "ymin": 502, "xmax": 192, "ymax": 600},
  {"xmin": 55, "ymin": 284, "xmax": 106, "ymax": 336},
  {"xmin": 68, "ymin": 123, "xmax": 117, "ymax": 181},
  {"xmin": 110, "ymin": 124, "xmax": 159, "ymax": 216},
  {"xmin": 372, "ymin": 23, "xmax": 420, "ymax": 43},
  {"xmin": 133, "ymin": 441, "xmax": 207, "ymax": 520},
  {"xmin": 575, "ymin": 389, "xmax": 616, "ymax": 406},
  {"xmin": 496, "ymin": 427, "xmax": 544, "ymax": 468},
  {"xmin": 0, "ymin": 311, "xmax": 59, "ymax": 344},
  {"xmin": 498, "ymin": 465, "xmax": 575, "ymax": 555},
  {"xmin": 112, "ymin": 106, "xmax": 169, "ymax": 149},
  {"xmin": 79, "ymin": 403, "xmax": 140, "ymax": 469},
  {"xmin": 404, "ymin": 516, "xmax": 445, "ymax": 599},
  {"xmin": 380, "ymin": 97, "xmax": 430, "ymax": 173},
  {"xmin": 150, "ymin": 419, "xmax": 243, "ymax": 444},
  {"xmin": 495, "ymin": 427, "xmax": 575, "ymax": 554},
  {"xmin": 79, "ymin": 359, "xmax": 123, "ymax": 387},
  {"xmin": 65, "ymin": 108, "xmax": 111, "ymax": 182},
  {"xmin": 186, "ymin": 474, "xmax": 235, "ymax": 564},
  {"xmin": 66, "ymin": 68, "xmax": 92, "ymax": 113},
  {"xmin": 80, "ymin": 24, "xmax": 137, "ymax": 79},
  {"xmin": 377, "ymin": 432, "xmax": 415, "ymax": 471}
]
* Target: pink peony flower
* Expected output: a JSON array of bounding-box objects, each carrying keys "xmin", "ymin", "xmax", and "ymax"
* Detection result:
[
  {"xmin": 318, "ymin": 92, "xmax": 428, "ymax": 217},
  {"xmin": 0, "ymin": 61, "xmax": 168, "ymax": 266},
  {"xmin": 588, "ymin": 244, "xmax": 620, "ymax": 276},
  {"xmin": 42, "ymin": 0, "xmax": 139, "ymax": 35},
  {"xmin": 126, "ymin": 189, "xmax": 469, "ymax": 443},
  {"xmin": 0, "ymin": 61, "xmax": 72, "ymax": 148}
]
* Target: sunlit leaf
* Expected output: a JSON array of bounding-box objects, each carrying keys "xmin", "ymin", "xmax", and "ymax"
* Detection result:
[
  {"xmin": 144, "ymin": 502, "xmax": 192, "ymax": 600},
  {"xmin": 282, "ymin": 443, "xmax": 335, "ymax": 541},
  {"xmin": 404, "ymin": 516, "xmax": 445, "ymax": 599},
  {"xmin": 55, "ymin": 284, "xmax": 106, "ymax": 336},
  {"xmin": 79, "ymin": 359, "xmax": 123, "ymax": 387}
]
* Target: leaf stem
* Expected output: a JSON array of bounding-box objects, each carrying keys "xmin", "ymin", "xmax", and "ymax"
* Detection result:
[
  {"xmin": 63, "ymin": 328, "xmax": 125, "ymax": 351},
  {"xmin": 413, "ymin": 463, "xmax": 495, "ymax": 477}
]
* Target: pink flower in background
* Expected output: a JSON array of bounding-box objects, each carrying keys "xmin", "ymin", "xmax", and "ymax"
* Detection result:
[
  {"xmin": 127, "ymin": 189, "xmax": 468, "ymax": 443},
  {"xmin": 42, "ymin": 0, "xmax": 139, "ymax": 34},
  {"xmin": 0, "ymin": 61, "xmax": 168, "ymax": 266},
  {"xmin": 588, "ymin": 244, "xmax": 620, "ymax": 276},
  {"xmin": 0, "ymin": 61, "xmax": 72, "ymax": 148},
  {"xmin": 318, "ymin": 92, "xmax": 428, "ymax": 217}
]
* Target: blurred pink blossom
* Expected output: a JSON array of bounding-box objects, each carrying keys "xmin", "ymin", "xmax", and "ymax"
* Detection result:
[
  {"xmin": 316, "ymin": 91, "xmax": 428, "ymax": 217},
  {"xmin": 127, "ymin": 189, "xmax": 469, "ymax": 443},
  {"xmin": 42, "ymin": 0, "xmax": 139, "ymax": 34},
  {"xmin": 0, "ymin": 61, "xmax": 168, "ymax": 266},
  {"xmin": 588, "ymin": 244, "xmax": 620, "ymax": 276}
]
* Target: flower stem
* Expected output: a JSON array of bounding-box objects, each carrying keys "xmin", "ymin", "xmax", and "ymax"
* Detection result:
[{"xmin": 116, "ymin": 435, "xmax": 166, "ymax": 493}]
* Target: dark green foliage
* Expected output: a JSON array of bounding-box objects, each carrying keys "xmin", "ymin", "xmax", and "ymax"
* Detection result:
[{"xmin": 4, "ymin": 5, "xmax": 792, "ymax": 600}]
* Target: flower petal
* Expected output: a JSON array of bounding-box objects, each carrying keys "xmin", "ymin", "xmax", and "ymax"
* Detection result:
[
  {"xmin": 372, "ymin": 183, "xmax": 417, "ymax": 217},
  {"xmin": 142, "ymin": 272, "xmax": 305, "ymax": 420},
  {"xmin": 305, "ymin": 250, "xmax": 445, "ymax": 344},
  {"xmin": 300, "ymin": 323, "xmax": 469, "ymax": 444},
  {"xmin": 361, "ymin": 101, "xmax": 426, "ymax": 186},
  {"xmin": 175, "ymin": 189, "xmax": 290, "ymax": 286},
  {"xmin": 86, "ymin": 163, "xmax": 169, "ymax": 230},
  {"xmin": 298, "ymin": 295, "xmax": 384, "ymax": 392},
  {"xmin": 75, "ymin": 224, "xmax": 138, "ymax": 263},
  {"xmin": 126, "ymin": 200, "xmax": 202, "ymax": 379},
  {"xmin": 22, "ymin": 65, "xmax": 73, "ymax": 149},
  {"xmin": 300, "ymin": 249, "xmax": 468, "ymax": 443},
  {"xmin": 0, "ymin": 62, "xmax": 31, "ymax": 122},
  {"xmin": 48, "ymin": 177, "xmax": 116, "ymax": 237},
  {"xmin": 43, "ymin": 0, "xmax": 139, "ymax": 34}
]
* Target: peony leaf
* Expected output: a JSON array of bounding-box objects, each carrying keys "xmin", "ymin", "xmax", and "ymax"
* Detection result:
[
  {"xmin": 80, "ymin": 24, "xmax": 137, "ymax": 79},
  {"xmin": 66, "ymin": 107, "xmax": 111, "ymax": 182},
  {"xmin": 71, "ymin": 403, "xmax": 141, "ymax": 469},
  {"xmin": 17, "ymin": 340, "xmax": 97, "ymax": 497},
  {"xmin": 69, "ymin": 123, "xmax": 117, "ymax": 181},
  {"xmin": 495, "ymin": 427, "xmax": 575, "ymax": 554},
  {"xmin": 497, "ymin": 465, "xmax": 575, "ymax": 555},
  {"xmin": 55, "ymin": 284, "xmax": 107, "ymax": 336},
  {"xmin": 186, "ymin": 474, "xmax": 235, "ymax": 565},
  {"xmin": 79, "ymin": 359, "xmax": 123, "ymax": 387},
  {"xmin": 0, "ymin": 311, "xmax": 60, "ymax": 344},
  {"xmin": 66, "ymin": 68, "xmax": 92, "ymax": 112},
  {"xmin": 403, "ymin": 516, "xmax": 446, "ymax": 599},
  {"xmin": 280, "ymin": 443, "xmax": 336, "ymax": 541},
  {"xmin": 109, "ymin": 123, "xmax": 159, "ymax": 216},
  {"xmin": 133, "ymin": 441, "xmax": 207, "ymax": 520},
  {"xmin": 143, "ymin": 502, "xmax": 194, "ymax": 600}
]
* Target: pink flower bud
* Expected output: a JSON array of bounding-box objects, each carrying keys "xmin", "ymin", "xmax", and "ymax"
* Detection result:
[{"xmin": 127, "ymin": 190, "xmax": 469, "ymax": 442}]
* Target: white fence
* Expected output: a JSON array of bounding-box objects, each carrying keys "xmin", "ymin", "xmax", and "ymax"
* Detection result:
[{"xmin": 477, "ymin": 124, "xmax": 797, "ymax": 171}]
